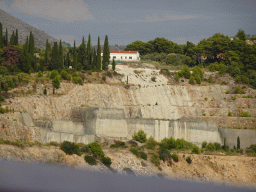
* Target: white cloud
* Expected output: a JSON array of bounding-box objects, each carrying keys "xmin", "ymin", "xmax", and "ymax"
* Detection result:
[{"xmin": 1, "ymin": 0, "xmax": 97, "ymax": 23}]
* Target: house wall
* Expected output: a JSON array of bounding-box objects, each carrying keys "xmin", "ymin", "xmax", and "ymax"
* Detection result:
[{"xmin": 101, "ymin": 52, "xmax": 140, "ymax": 62}]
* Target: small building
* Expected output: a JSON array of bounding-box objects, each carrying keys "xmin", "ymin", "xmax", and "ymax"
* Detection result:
[{"xmin": 101, "ymin": 50, "xmax": 140, "ymax": 62}]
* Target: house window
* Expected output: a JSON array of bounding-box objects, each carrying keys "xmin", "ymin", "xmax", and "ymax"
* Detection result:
[
  {"xmin": 129, "ymin": 57, "xmax": 132, "ymax": 59},
  {"xmin": 113, "ymin": 56, "xmax": 116, "ymax": 59},
  {"xmin": 121, "ymin": 56, "xmax": 122, "ymax": 59},
  {"xmin": 125, "ymin": 56, "xmax": 127, "ymax": 59}
]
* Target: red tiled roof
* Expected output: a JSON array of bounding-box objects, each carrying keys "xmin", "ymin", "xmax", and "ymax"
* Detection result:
[{"xmin": 100, "ymin": 50, "xmax": 138, "ymax": 53}]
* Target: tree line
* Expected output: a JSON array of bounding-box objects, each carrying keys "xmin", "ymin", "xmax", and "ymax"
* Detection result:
[
  {"xmin": 0, "ymin": 22, "xmax": 111, "ymax": 74},
  {"xmin": 125, "ymin": 29, "xmax": 256, "ymax": 88}
]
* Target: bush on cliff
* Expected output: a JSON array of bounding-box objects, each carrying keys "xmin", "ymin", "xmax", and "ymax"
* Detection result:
[
  {"xmin": 87, "ymin": 142, "xmax": 105, "ymax": 159},
  {"xmin": 186, "ymin": 156, "xmax": 192, "ymax": 164},
  {"xmin": 206, "ymin": 142, "xmax": 216, "ymax": 151},
  {"xmin": 52, "ymin": 76, "xmax": 60, "ymax": 89},
  {"xmin": 192, "ymin": 146, "xmax": 200, "ymax": 154},
  {"xmin": 60, "ymin": 141, "xmax": 81, "ymax": 156},
  {"xmin": 60, "ymin": 70, "xmax": 71, "ymax": 80},
  {"xmin": 50, "ymin": 70, "xmax": 59, "ymax": 79},
  {"xmin": 146, "ymin": 136, "xmax": 157, "ymax": 150},
  {"xmin": 202, "ymin": 141, "xmax": 207, "ymax": 149},
  {"xmin": 132, "ymin": 130, "xmax": 147, "ymax": 143},
  {"xmin": 170, "ymin": 154, "xmax": 179, "ymax": 162},
  {"xmin": 84, "ymin": 155, "xmax": 97, "ymax": 165},
  {"xmin": 101, "ymin": 156, "xmax": 112, "ymax": 167},
  {"xmin": 150, "ymin": 154, "xmax": 160, "ymax": 166}
]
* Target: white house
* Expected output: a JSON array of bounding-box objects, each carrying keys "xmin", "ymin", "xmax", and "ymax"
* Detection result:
[{"xmin": 101, "ymin": 50, "xmax": 140, "ymax": 62}]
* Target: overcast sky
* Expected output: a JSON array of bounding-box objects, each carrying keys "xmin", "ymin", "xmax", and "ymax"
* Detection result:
[{"xmin": 0, "ymin": 0, "xmax": 255, "ymax": 46}]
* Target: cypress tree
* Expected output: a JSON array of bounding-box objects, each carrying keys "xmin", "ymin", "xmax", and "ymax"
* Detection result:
[
  {"xmin": 72, "ymin": 40, "xmax": 77, "ymax": 70},
  {"xmin": 5, "ymin": 28, "xmax": 8, "ymax": 46},
  {"xmin": 29, "ymin": 31, "xmax": 34, "ymax": 56},
  {"xmin": 10, "ymin": 30, "xmax": 15, "ymax": 45},
  {"xmin": 59, "ymin": 39, "xmax": 64, "ymax": 70},
  {"xmin": 112, "ymin": 57, "xmax": 116, "ymax": 71},
  {"xmin": 45, "ymin": 40, "xmax": 49, "ymax": 68},
  {"xmin": 78, "ymin": 36, "xmax": 87, "ymax": 70},
  {"xmin": 87, "ymin": 34, "xmax": 92, "ymax": 70},
  {"xmin": 102, "ymin": 35, "xmax": 110, "ymax": 70},
  {"xmin": 19, "ymin": 37, "xmax": 31, "ymax": 72},
  {"xmin": 67, "ymin": 52, "xmax": 71, "ymax": 68},
  {"xmin": 97, "ymin": 36, "xmax": 101, "ymax": 70},
  {"xmin": 93, "ymin": 47, "xmax": 97, "ymax": 70},
  {"xmin": 237, "ymin": 136, "xmax": 240, "ymax": 150},
  {"xmin": 0, "ymin": 22, "xmax": 2, "ymax": 48},
  {"xmin": 49, "ymin": 42, "xmax": 59, "ymax": 70},
  {"xmin": 15, "ymin": 29, "xmax": 18, "ymax": 45}
]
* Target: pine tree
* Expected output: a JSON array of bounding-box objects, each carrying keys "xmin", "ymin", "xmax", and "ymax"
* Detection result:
[
  {"xmin": 44, "ymin": 40, "xmax": 49, "ymax": 68},
  {"xmin": 97, "ymin": 36, "xmax": 101, "ymax": 70},
  {"xmin": 59, "ymin": 39, "xmax": 64, "ymax": 70},
  {"xmin": 5, "ymin": 28, "xmax": 8, "ymax": 46},
  {"xmin": 237, "ymin": 136, "xmax": 240, "ymax": 149},
  {"xmin": 49, "ymin": 42, "xmax": 59, "ymax": 70},
  {"xmin": 102, "ymin": 35, "xmax": 110, "ymax": 70},
  {"xmin": 72, "ymin": 40, "xmax": 77, "ymax": 70},
  {"xmin": 112, "ymin": 57, "xmax": 116, "ymax": 71},
  {"xmin": 87, "ymin": 34, "xmax": 92, "ymax": 70},
  {"xmin": 0, "ymin": 22, "xmax": 2, "ymax": 48},
  {"xmin": 15, "ymin": 29, "xmax": 18, "ymax": 46}
]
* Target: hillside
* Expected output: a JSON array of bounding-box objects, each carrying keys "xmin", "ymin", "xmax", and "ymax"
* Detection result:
[
  {"xmin": 0, "ymin": 9, "xmax": 71, "ymax": 49},
  {"xmin": 0, "ymin": 64, "xmax": 255, "ymax": 189}
]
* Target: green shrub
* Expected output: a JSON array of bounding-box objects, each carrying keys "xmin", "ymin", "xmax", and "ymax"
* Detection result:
[
  {"xmin": 208, "ymin": 75, "xmax": 213, "ymax": 83},
  {"xmin": 60, "ymin": 141, "xmax": 81, "ymax": 156},
  {"xmin": 130, "ymin": 148, "xmax": 141, "ymax": 158},
  {"xmin": 37, "ymin": 71, "xmax": 43, "ymax": 77},
  {"xmin": 245, "ymin": 148, "xmax": 255, "ymax": 155},
  {"xmin": 194, "ymin": 74, "xmax": 201, "ymax": 84},
  {"xmin": 0, "ymin": 66, "xmax": 9, "ymax": 76},
  {"xmin": 180, "ymin": 65, "xmax": 191, "ymax": 79},
  {"xmin": 49, "ymin": 141, "xmax": 59, "ymax": 146},
  {"xmin": 101, "ymin": 156, "xmax": 112, "ymax": 167},
  {"xmin": 214, "ymin": 142, "xmax": 222, "ymax": 151},
  {"xmin": 79, "ymin": 144, "xmax": 90, "ymax": 153},
  {"xmin": 204, "ymin": 97, "xmax": 208, "ymax": 101},
  {"xmin": 239, "ymin": 112, "xmax": 251, "ymax": 117},
  {"xmin": 151, "ymin": 76, "xmax": 156, "ymax": 82},
  {"xmin": 208, "ymin": 62, "xmax": 219, "ymax": 72},
  {"xmin": 140, "ymin": 152, "xmax": 147, "ymax": 160},
  {"xmin": 206, "ymin": 142, "xmax": 216, "ymax": 151},
  {"xmin": 186, "ymin": 156, "xmax": 192, "ymax": 164},
  {"xmin": 72, "ymin": 76, "xmax": 83, "ymax": 84},
  {"xmin": 234, "ymin": 86, "xmax": 245, "ymax": 94},
  {"xmin": 218, "ymin": 64, "xmax": 227, "ymax": 75},
  {"xmin": 150, "ymin": 154, "xmax": 160, "ymax": 166},
  {"xmin": 202, "ymin": 113, "xmax": 206, "ymax": 116},
  {"xmin": 192, "ymin": 146, "xmax": 200, "ymax": 154},
  {"xmin": 52, "ymin": 76, "xmax": 60, "ymax": 89},
  {"xmin": 192, "ymin": 66, "xmax": 204, "ymax": 79},
  {"xmin": 241, "ymin": 76, "xmax": 249, "ymax": 84},
  {"xmin": 87, "ymin": 142, "xmax": 105, "ymax": 159},
  {"xmin": 247, "ymin": 144, "xmax": 256, "ymax": 153},
  {"xmin": 43, "ymin": 88, "xmax": 47, "ymax": 95},
  {"xmin": 102, "ymin": 75, "xmax": 106, "ymax": 81},
  {"xmin": 202, "ymin": 141, "xmax": 207, "ymax": 149},
  {"xmin": 0, "ymin": 107, "xmax": 5, "ymax": 113},
  {"xmin": 146, "ymin": 136, "xmax": 157, "ymax": 150},
  {"xmin": 84, "ymin": 155, "xmax": 97, "ymax": 165},
  {"xmin": 236, "ymin": 149, "xmax": 243, "ymax": 153},
  {"xmin": 159, "ymin": 154, "xmax": 165, "ymax": 162},
  {"xmin": 225, "ymin": 90, "xmax": 230, "ymax": 94},
  {"xmin": 50, "ymin": 70, "xmax": 59, "ymax": 79},
  {"xmin": 174, "ymin": 72, "xmax": 180, "ymax": 82},
  {"xmin": 132, "ymin": 130, "xmax": 147, "ymax": 143},
  {"xmin": 189, "ymin": 76, "xmax": 195, "ymax": 85},
  {"xmin": 170, "ymin": 154, "xmax": 179, "ymax": 162},
  {"xmin": 228, "ymin": 111, "xmax": 232, "ymax": 116},
  {"xmin": 60, "ymin": 70, "xmax": 71, "ymax": 80},
  {"xmin": 221, "ymin": 81, "xmax": 227, "ymax": 85}
]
